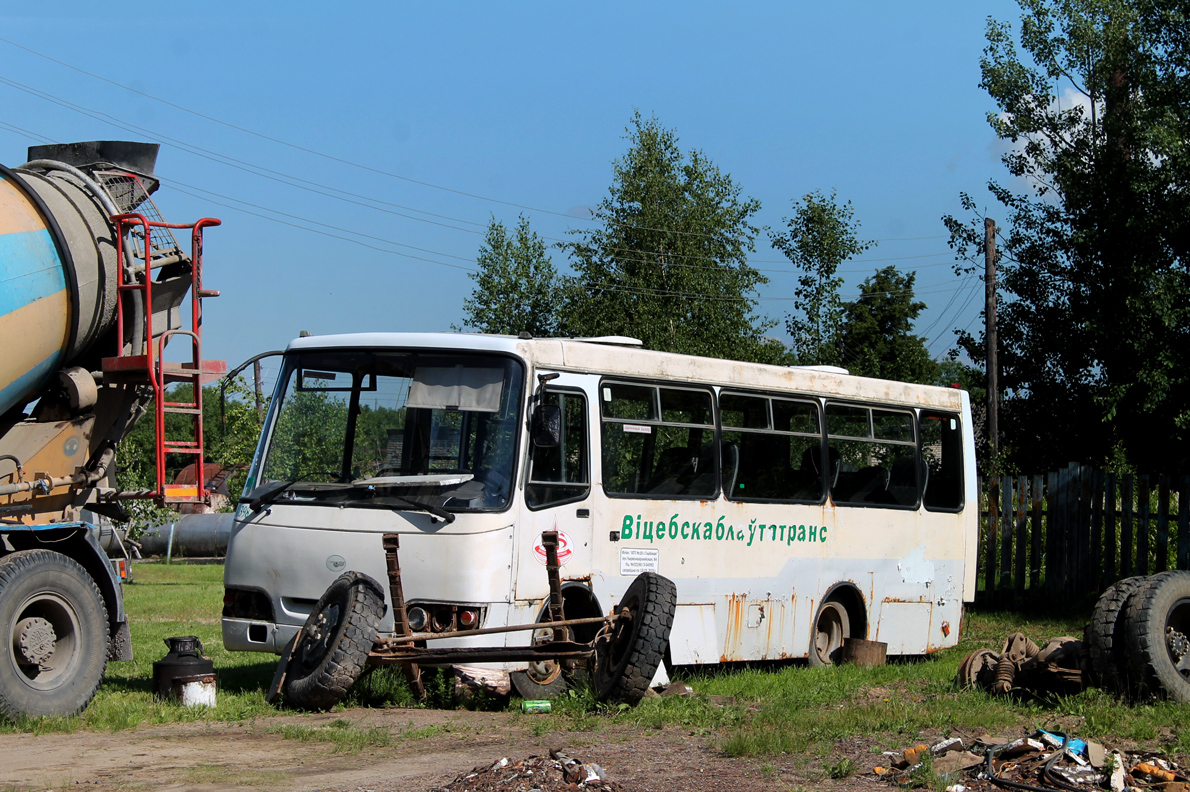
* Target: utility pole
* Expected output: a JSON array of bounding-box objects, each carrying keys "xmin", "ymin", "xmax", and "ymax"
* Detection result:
[
  {"xmin": 984, "ymin": 217, "xmax": 998, "ymax": 457},
  {"xmin": 253, "ymin": 360, "xmax": 264, "ymax": 421}
]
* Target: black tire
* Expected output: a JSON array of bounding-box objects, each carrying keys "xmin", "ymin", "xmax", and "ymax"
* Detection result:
[
  {"xmin": 593, "ymin": 572, "xmax": 676, "ymax": 706},
  {"xmin": 284, "ymin": 571, "xmax": 384, "ymax": 711},
  {"xmin": 1122, "ymin": 571, "xmax": 1190, "ymax": 702},
  {"xmin": 1085, "ymin": 575, "xmax": 1149, "ymax": 695},
  {"xmin": 0, "ymin": 550, "xmax": 109, "ymax": 720},
  {"xmin": 808, "ymin": 600, "xmax": 850, "ymax": 666}
]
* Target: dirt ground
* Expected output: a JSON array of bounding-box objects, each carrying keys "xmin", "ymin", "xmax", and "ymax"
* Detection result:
[{"xmin": 0, "ymin": 707, "xmax": 893, "ymax": 792}]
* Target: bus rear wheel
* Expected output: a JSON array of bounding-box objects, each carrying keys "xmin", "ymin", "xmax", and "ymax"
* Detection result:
[{"xmin": 809, "ymin": 600, "xmax": 850, "ymax": 666}]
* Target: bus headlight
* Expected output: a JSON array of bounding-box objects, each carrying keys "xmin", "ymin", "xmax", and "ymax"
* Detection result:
[{"xmin": 407, "ymin": 606, "xmax": 428, "ymax": 632}]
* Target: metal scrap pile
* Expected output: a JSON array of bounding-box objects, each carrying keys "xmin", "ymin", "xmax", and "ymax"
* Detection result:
[
  {"xmin": 956, "ymin": 633, "xmax": 1086, "ymax": 697},
  {"xmin": 874, "ymin": 733, "xmax": 1189, "ymax": 792},
  {"xmin": 956, "ymin": 571, "xmax": 1190, "ymax": 702},
  {"xmin": 432, "ymin": 750, "xmax": 628, "ymax": 792}
]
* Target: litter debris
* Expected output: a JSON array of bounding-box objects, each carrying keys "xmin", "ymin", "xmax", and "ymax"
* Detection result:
[
  {"xmin": 434, "ymin": 751, "xmax": 628, "ymax": 791},
  {"xmin": 873, "ymin": 731, "xmax": 1190, "ymax": 791}
]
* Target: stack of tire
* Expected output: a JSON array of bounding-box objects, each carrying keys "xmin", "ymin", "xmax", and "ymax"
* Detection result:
[{"xmin": 1085, "ymin": 570, "xmax": 1190, "ymax": 702}]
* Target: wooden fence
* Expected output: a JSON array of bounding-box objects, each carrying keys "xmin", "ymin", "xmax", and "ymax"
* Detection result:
[{"xmin": 976, "ymin": 464, "xmax": 1190, "ymax": 607}]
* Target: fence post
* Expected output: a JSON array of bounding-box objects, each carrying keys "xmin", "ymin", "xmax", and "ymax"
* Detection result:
[
  {"xmin": 1157, "ymin": 477, "xmax": 1170, "ymax": 574},
  {"xmin": 1031, "ymin": 474, "xmax": 1044, "ymax": 591},
  {"xmin": 1105, "ymin": 473, "xmax": 1117, "ymax": 587},
  {"xmin": 1075, "ymin": 466, "xmax": 1091, "ymax": 599},
  {"xmin": 1091, "ymin": 470, "xmax": 1103, "ymax": 591},
  {"xmin": 985, "ymin": 477, "xmax": 999, "ymax": 606},
  {"xmin": 1137, "ymin": 476, "xmax": 1151, "ymax": 577},
  {"xmin": 1015, "ymin": 475, "xmax": 1027, "ymax": 602},
  {"xmin": 1048, "ymin": 469, "xmax": 1065, "ymax": 598},
  {"xmin": 1180, "ymin": 475, "xmax": 1190, "ymax": 571},
  {"xmin": 1122, "ymin": 475, "xmax": 1134, "ymax": 578},
  {"xmin": 1000, "ymin": 475, "xmax": 1013, "ymax": 599}
]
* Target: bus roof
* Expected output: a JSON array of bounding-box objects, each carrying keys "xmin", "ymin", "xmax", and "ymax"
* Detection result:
[{"xmin": 285, "ymin": 332, "xmax": 965, "ymax": 411}]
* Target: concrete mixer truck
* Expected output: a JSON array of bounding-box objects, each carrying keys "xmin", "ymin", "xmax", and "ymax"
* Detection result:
[{"xmin": 0, "ymin": 141, "xmax": 222, "ymax": 719}]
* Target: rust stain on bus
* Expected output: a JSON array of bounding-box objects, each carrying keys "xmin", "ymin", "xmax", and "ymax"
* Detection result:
[{"xmin": 720, "ymin": 593, "xmax": 746, "ymax": 662}]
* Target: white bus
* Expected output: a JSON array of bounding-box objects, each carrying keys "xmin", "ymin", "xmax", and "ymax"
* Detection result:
[{"xmin": 222, "ymin": 332, "xmax": 977, "ymax": 698}]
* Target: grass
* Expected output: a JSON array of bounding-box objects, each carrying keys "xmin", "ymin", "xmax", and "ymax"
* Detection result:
[{"xmin": 3, "ymin": 559, "xmax": 1188, "ymax": 773}]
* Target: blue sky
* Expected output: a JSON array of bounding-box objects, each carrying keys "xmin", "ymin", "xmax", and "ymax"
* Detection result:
[{"xmin": 2, "ymin": 2, "xmax": 1024, "ymax": 388}]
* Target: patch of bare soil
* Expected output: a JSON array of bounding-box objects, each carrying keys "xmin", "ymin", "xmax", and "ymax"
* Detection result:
[{"xmin": 0, "ymin": 707, "xmax": 893, "ymax": 792}]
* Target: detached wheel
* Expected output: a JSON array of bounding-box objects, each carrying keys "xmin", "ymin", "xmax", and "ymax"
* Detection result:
[
  {"xmin": 0, "ymin": 550, "xmax": 109, "ymax": 719},
  {"xmin": 594, "ymin": 572, "xmax": 676, "ymax": 705},
  {"xmin": 1122, "ymin": 571, "xmax": 1190, "ymax": 702},
  {"xmin": 284, "ymin": 571, "xmax": 384, "ymax": 711},
  {"xmin": 511, "ymin": 622, "xmax": 568, "ymax": 700},
  {"xmin": 1085, "ymin": 576, "xmax": 1148, "ymax": 694},
  {"xmin": 809, "ymin": 601, "xmax": 850, "ymax": 666}
]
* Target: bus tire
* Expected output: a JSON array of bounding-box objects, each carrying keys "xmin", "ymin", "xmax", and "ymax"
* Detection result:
[
  {"xmin": 284, "ymin": 571, "xmax": 384, "ymax": 711},
  {"xmin": 1085, "ymin": 575, "xmax": 1149, "ymax": 694},
  {"xmin": 1122, "ymin": 571, "xmax": 1190, "ymax": 702},
  {"xmin": 0, "ymin": 549, "xmax": 109, "ymax": 720},
  {"xmin": 594, "ymin": 572, "xmax": 676, "ymax": 706},
  {"xmin": 809, "ymin": 600, "xmax": 850, "ymax": 666}
]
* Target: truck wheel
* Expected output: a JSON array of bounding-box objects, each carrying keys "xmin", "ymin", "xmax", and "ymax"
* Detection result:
[
  {"xmin": 1122, "ymin": 571, "xmax": 1190, "ymax": 702},
  {"xmin": 284, "ymin": 571, "xmax": 384, "ymax": 711},
  {"xmin": 593, "ymin": 572, "xmax": 676, "ymax": 706},
  {"xmin": 1085, "ymin": 575, "xmax": 1148, "ymax": 694},
  {"xmin": 0, "ymin": 550, "xmax": 109, "ymax": 719},
  {"xmin": 809, "ymin": 601, "xmax": 850, "ymax": 666}
]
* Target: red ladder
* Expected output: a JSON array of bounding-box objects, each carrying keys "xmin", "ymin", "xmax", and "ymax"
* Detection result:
[{"xmin": 102, "ymin": 213, "xmax": 226, "ymax": 506}]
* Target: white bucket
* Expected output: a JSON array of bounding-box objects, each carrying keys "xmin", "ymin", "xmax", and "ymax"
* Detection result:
[{"xmin": 171, "ymin": 673, "xmax": 217, "ymax": 707}]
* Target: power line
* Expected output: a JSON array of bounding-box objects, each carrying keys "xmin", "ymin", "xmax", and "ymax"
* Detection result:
[{"xmin": 0, "ymin": 42, "xmax": 953, "ymax": 251}]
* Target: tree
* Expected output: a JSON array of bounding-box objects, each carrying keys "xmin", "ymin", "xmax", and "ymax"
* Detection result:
[
  {"xmin": 456, "ymin": 215, "xmax": 558, "ymax": 337},
  {"xmin": 772, "ymin": 191, "xmax": 874, "ymax": 366},
  {"xmin": 943, "ymin": 0, "xmax": 1190, "ymax": 471},
  {"xmin": 563, "ymin": 112, "xmax": 788, "ymax": 364},
  {"xmin": 838, "ymin": 266, "xmax": 939, "ymax": 384}
]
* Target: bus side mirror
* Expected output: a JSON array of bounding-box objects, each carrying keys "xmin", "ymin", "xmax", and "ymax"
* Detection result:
[{"xmin": 532, "ymin": 404, "xmax": 561, "ymax": 448}]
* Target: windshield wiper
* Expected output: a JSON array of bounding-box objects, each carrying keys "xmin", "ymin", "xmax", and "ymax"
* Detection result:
[
  {"xmin": 240, "ymin": 472, "xmax": 340, "ymax": 513},
  {"xmin": 348, "ymin": 485, "xmax": 456, "ymax": 524}
]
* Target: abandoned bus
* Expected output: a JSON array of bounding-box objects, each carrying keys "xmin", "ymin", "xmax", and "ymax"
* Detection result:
[{"xmin": 222, "ymin": 332, "xmax": 977, "ymax": 697}]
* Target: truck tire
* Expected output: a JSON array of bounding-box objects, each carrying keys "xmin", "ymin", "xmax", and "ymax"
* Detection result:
[
  {"xmin": 1085, "ymin": 575, "xmax": 1149, "ymax": 695},
  {"xmin": 593, "ymin": 572, "xmax": 676, "ymax": 706},
  {"xmin": 284, "ymin": 571, "xmax": 384, "ymax": 711},
  {"xmin": 1122, "ymin": 571, "xmax": 1190, "ymax": 702},
  {"xmin": 0, "ymin": 550, "xmax": 109, "ymax": 719},
  {"xmin": 809, "ymin": 601, "xmax": 850, "ymax": 666}
]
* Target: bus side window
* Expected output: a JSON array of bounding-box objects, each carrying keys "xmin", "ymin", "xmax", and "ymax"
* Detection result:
[
  {"xmin": 601, "ymin": 383, "xmax": 716, "ymax": 499},
  {"xmin": 921, "ymin": 412, "xmax": 964, "ymax": 511},
  {"xmin": 721, "ymin": 393, "xmax": 824, "ymax": 503},
  {"xmin": 826, "ymin": 404, "xmax": 918, "ymax": 508},
  {"xmin": 526, "ymin": 390, "xmax": 590, "ymax": 509}
]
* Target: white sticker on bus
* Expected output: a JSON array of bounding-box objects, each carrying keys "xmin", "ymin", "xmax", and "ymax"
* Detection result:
[
  {"xmin": 622, "ymin": 424, "xmax": 651, "ymax": 434},
  {"xmin": 620, "ymin": 547, "xmax": 659, "ymax": 575}
]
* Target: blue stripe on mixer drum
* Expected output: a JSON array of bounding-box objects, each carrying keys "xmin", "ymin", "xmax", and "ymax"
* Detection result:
[{"xmin": 0, "ymin": 228, "xmax": 66, "ymax": 318}]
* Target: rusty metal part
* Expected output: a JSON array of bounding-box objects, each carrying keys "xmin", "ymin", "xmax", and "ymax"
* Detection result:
[
  {"xmin": 374, "ymin": 614, "xmax": 615, "ymax": 646},
  {"xmin": 368, "ymin": 641, "xmax": 595, "ymax": 666},
  {"xmin": 368, "ymin": 530, "xmax": 618, "ymax": 674},
  {"xmin": 543, "ymin": 531, "xmax": 566, "ymax": 643},
  {"xmin": 381, "ymin": 533, "xmax": 423, "ymax": 698}
]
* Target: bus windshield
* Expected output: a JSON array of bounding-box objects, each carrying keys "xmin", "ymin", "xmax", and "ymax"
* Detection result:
[{"xmin": 252, "ymin": 349, "xmax": 525, "ymax": 512}]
